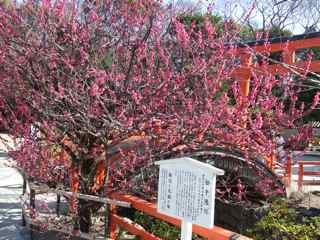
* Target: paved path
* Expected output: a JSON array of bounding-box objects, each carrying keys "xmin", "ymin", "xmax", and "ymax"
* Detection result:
[
  {"xmin": 0, "ymin": 151, "xmax": 29, "ymax": 240},
  {"xmin": 0, "ymin": 134, "xmax": 75, "ymax": 240}
]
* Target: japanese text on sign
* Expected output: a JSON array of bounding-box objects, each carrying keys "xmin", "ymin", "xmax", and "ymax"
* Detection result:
[{"xmin": 157, "ymin": 163, "xmax": 217, "ymax": 228}]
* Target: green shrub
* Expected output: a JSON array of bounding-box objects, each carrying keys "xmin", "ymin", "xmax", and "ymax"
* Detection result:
[
  {"xmin": 133, "ymin": 211, "xmax": 203, "ymax": 240},
  {"xmin": 247, "ymin": 200, "xmax": 320, "ymax": 240}
]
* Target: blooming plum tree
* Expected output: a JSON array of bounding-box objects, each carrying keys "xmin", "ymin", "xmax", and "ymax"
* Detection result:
[{"xmin": 0, "ymin": 0, "xmax": 318, "ymax": 232}]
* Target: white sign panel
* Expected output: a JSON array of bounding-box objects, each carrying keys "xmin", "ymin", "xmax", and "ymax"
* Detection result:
[{"xmin": 156, "ymin": 158, "xmax": 224, "ymax": 229}]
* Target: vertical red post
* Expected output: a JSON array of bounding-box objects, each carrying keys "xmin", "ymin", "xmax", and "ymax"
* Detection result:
[
  {"xmin": 298, "ymin": 162, "xmax": 304, "ymax": 191},
  {"xmin": 70, "ymin": 165, "xmax": 79, "ymax": 214},
  {"xmin": 239, "ymin": 53, "xmax": 252, "ymax": 97},
  {"xmin": 285, "ymin": 154, "xmax": 292, "ymax": 187},
  {"xmin": 238, "ymin": 53, "xmax": 252, "ymax": 132},
  {"xmin": 282, "ymin": 49, "xmax": 295, "ymax": 65},
  {"xmin": 108, "ymin": 205, "xmax": 117, "ymax": 240},
  {"xmin": 264, "ymin": 153, "xmax": 275, "ymax": 171}
]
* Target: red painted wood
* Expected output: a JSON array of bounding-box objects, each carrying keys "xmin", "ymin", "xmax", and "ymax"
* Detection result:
[
  {"xmin": 302, "ymin": 172, "xmax": 320, "ymax": 176},
  {"xmin": 110, "ymin": 214, "xmax": 160, "ymax": 240},
  {"xmin": 298, "ymin": 161, "xmax": 320, "ymax": 165},
  {"xmin": 236, "ymin": 37, "xmax": 320, "ymax": 54},
  {"xmin": 298, "ymin": 163, "xmax": 304, "ymax": 191},
  {"xmin": 297, "ymin": 161, "xmax": 320, "ymax": 190},
  {"xmin": 109, "ymin": 193, "xmax": 252, "ymax": 240},
  {"xmin": 301, "ymin": 180, "xmax": 320, "ymax": 186}
]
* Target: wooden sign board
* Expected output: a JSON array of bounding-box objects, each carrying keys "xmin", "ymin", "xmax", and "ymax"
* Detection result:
[{"xmin": 156, "ymin": 157, "xmax": 224, "ymax": 231}]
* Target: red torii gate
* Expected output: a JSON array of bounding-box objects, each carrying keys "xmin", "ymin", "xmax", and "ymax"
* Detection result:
[
  {"xmin": 235, "ymin": 32, "xmax": 320, "ymax": 184},
  {"xmin": 236, "ymin": 31, "xmax": 320, "ymax": 97}
]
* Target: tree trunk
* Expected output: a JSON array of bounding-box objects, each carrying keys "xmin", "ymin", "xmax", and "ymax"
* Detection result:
[
  {"xmin": 78, "ymin": 199, "xmax": 92, "ymax": 233},
  {"xmin": 77, "ymin": 199, "xmax": 104, "ymax": 233}
]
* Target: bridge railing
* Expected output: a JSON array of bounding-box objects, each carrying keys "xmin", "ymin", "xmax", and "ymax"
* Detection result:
[
  {"xmin": 108, "ymin": 193, "xmax": 252, "ymax": 240},
  {"xmin": 298, "ymin": 161, "xmax": 320, "ymax": 191}
]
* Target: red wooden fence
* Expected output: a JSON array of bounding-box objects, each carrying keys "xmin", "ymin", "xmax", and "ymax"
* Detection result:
[
  {"xmin": 108, "ymin": 194, "xmax": 251, "ymax": 240},
  {"xmin": 298, "ymin": 161, "xmax": 320, "ymax": 191}
]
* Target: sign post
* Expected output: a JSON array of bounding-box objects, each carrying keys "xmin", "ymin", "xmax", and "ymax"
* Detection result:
[
  {"xmin": 156, "ymin": 157, "xmax": 224, "ymax": 240},
  {"xmin": 181, "ymin": 221, "xmax": 192, "ymax": 240}
]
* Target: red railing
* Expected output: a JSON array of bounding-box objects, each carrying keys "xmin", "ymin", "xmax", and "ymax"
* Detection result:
[
  {"xmin": 270, "ymin": 155, "xmax": 292, "ymax": 187},
  {"xmin": 298, "ymin": 161, "xmax": 320, "ymax": 191},
  {"xmin": 108, "ymin": 194, "xmax": 252, "ymax": 240}
]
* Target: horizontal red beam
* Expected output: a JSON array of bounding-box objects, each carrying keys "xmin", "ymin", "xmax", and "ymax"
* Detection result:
[
  {"xmin": 110, "ymin": 194, "xmax": 251, "ymax": 240},
  {"xmin": 234, "ymin": 60, "xmax": 320, "ymax": 80},
  {"xmin": 298, "ymin": 161, "xmax": 320, "ymax": 165},
  {"xmin": 301, "ymin": 180, "xmax": 320, "ymax": 186},
  {"xmin": 110, "ymin": 214, "xmax": 160, "ymax": 240},
  {"xmin": 234, "ymin": 38, "xmax": 320, "ymax": 81},
  {"xmin": 301, "ymin": 172, "xmax": 320, "ymax": 176},
  {"xmin": 267, "ymin": 60, "xmax": 320, "ymax": 74},
  {"xmin": 237, "ymin": 37, "xmax": 320, "ymax": 54},
  {"xmin": 273, "ymin": 162, "xmax": 285, "ymax": 168}
]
